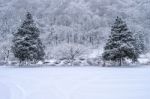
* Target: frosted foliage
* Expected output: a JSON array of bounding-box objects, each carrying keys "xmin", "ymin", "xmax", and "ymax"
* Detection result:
[
  {"xmin": 53, "ymin": 43, "xmax": 87, "ymax": 60},
  {"xmin": 12, "ymin": 12, "xmax": 45, "ymax": 62},
  {"xmin": 103, "ymin": 17, "xmax": 138, "ymax": 66}
]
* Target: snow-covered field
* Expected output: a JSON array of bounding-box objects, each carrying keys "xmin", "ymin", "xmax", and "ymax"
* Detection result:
[{"xmin": 0, "ymin": 66, "xmax": 150, "ymax": 99}]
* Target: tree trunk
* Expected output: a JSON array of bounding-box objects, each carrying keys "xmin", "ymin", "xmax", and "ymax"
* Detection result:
[
  {"xmin": 6, "ymin": 50, "xmax": 9, "ymax": 63},
  {"xmin": 103, "ymin": 60, "xmax": 106, "ymax": 67},
  {"xmin": 119, "ymin": 58, "xmax": 122, "ymax": 66}
]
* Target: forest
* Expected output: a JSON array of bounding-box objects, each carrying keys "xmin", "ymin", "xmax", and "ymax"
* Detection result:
[{"xmin": 0, "ymin": 0, "xmax": 150, "ymax": 66}]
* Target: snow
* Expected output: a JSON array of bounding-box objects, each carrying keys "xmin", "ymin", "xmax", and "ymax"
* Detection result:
[
  {"xmin": 0, "ymin": 66, "xmax": 150, "ymax": 99},
  {"xmin": 138, "ymin": 54, "xmax": 150, "ymax": 65},
  {"xmin": 138, "ymin": 58, "xmax": 150, "ymax": 64}
]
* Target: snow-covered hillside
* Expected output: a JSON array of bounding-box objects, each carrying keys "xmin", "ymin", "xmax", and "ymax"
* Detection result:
[
  {"xmin": 0, "ymin": 66, "xmax": 150, "ymax": 99},
  {"xmin": 0, "ymin": 0, "xmax": 150, "ymax": 62}
]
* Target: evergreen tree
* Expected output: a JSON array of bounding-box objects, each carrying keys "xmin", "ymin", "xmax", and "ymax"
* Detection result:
[
  {"xmin": 102, "ymin": 17, "xmax": 138, "ymax": 66},
  {"xmin": 12, "ymin": 12, "xmax": 45, "ymax": 64},
  {"xmin": 134, "ymin": 32, "xmax": 145, "ymax": 54}
]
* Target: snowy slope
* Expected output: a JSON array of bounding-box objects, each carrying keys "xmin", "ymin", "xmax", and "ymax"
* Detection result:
[
  {"xmin": 0, "ymin": 66, "xmax": 150, "ymax": 99},
  {"xmin": 0, "ymin": 0, "xmax": 150, "ymax": 62}
]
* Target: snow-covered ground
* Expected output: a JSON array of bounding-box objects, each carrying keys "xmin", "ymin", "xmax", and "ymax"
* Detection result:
[{"xmin": 0, "ymin": 66, "xmax": 150, "ymax": 99}]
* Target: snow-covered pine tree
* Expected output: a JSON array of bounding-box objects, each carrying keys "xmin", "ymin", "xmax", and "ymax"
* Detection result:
[
  {"xmin": 12, "ymin": 12, "xmax": 45, "ymax": 64},
  {"xmin": 134, "ymin": 32, "xmax": 146, "ymax": 54},
  {"xmin": 102, "ymin": 17, "xmax": 138, "ymax": 66}
]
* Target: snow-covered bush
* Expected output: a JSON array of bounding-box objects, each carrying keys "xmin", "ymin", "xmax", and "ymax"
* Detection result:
[
  {"xmin": 87, "ymin": 57, "xmax": 102, "ymax": 66},
  {"xmin": 0, "ymin": 40, "xmax": 12, "ymax": 63},
  {"xmin": 53, "ymin": 43, "xmax": 88, "ymax": 66}
]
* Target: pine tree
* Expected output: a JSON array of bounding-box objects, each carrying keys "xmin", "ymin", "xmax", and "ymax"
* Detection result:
[
  {"xmin": 12, "ymin": 12, "xmax": 45, "ymax": 64},
  {"xmin": 134, "ymin": 32, "xmax": 145, "ymax": 54},
  {"xmin": 102, "ymin": 17, "xmax": 138, "ymax": 66}
]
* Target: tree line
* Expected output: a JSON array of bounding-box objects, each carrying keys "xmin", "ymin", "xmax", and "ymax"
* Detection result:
[{"xmin": 11, "ymin": 12, "xmax": 144, "ymax": 66}]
